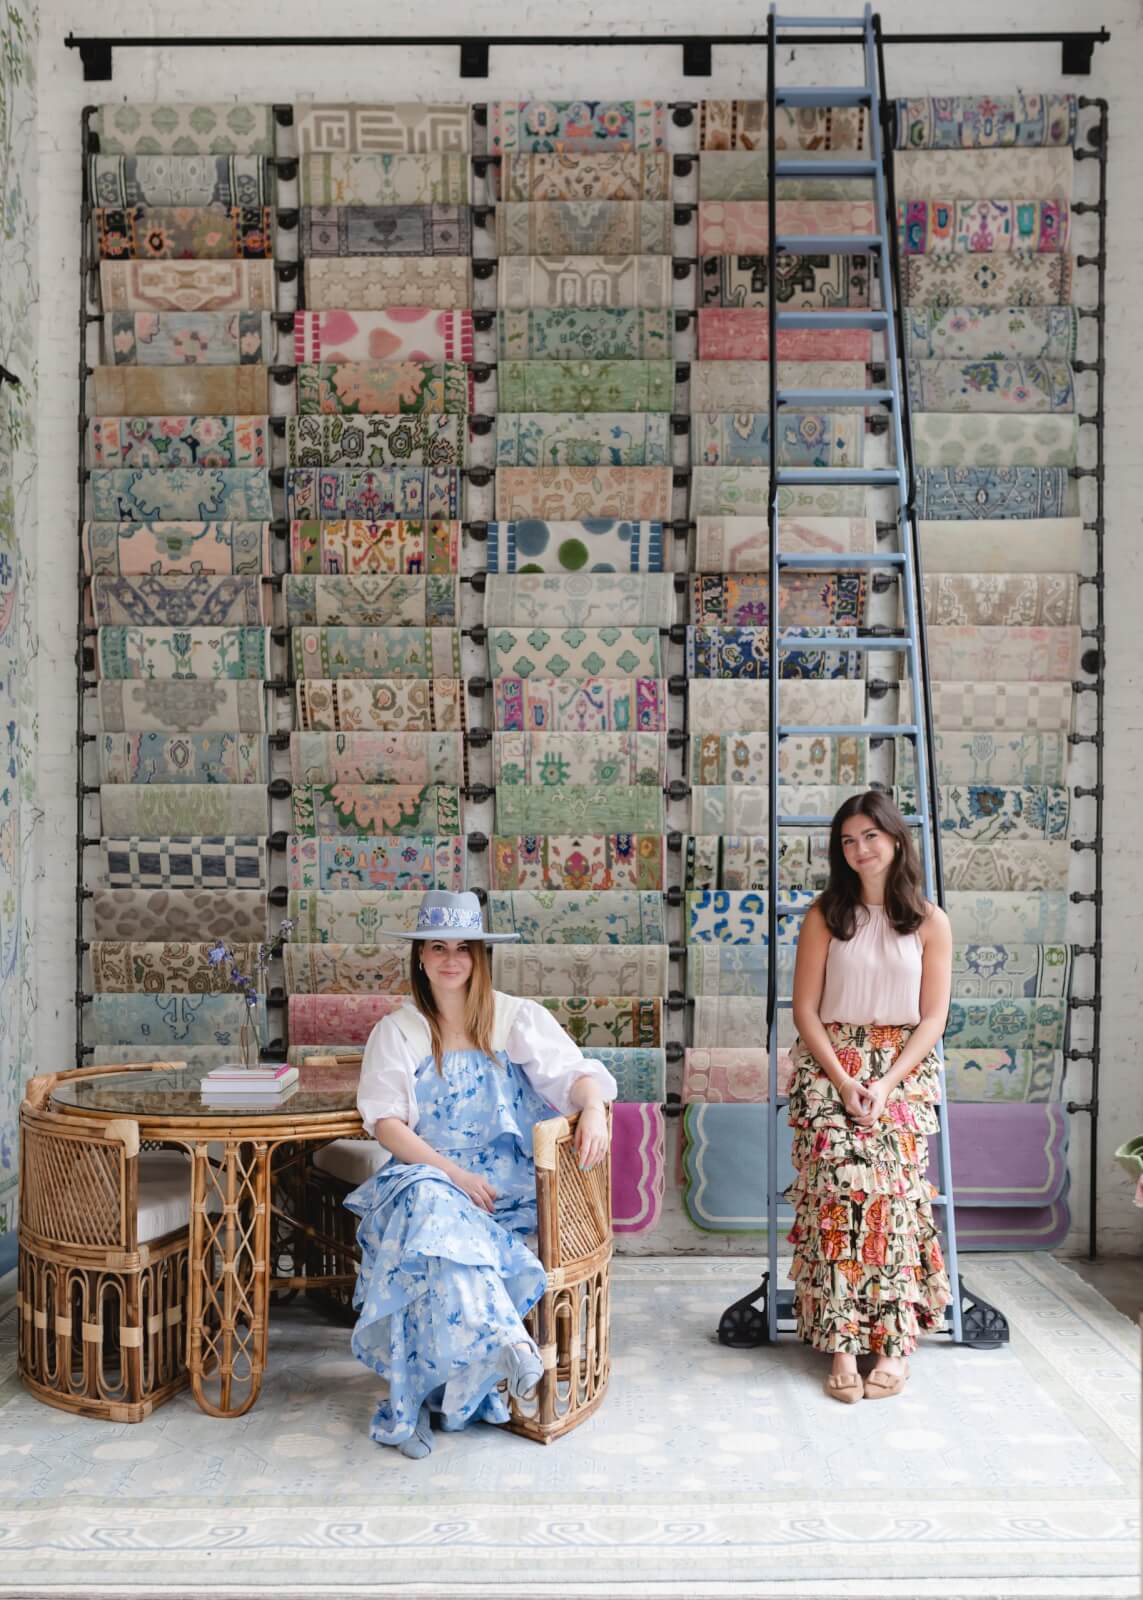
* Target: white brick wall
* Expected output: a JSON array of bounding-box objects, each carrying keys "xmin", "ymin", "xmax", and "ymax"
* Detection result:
[{"xmin": 33, "ymin": 0, "xmax": 1143, "ymax": 1255}]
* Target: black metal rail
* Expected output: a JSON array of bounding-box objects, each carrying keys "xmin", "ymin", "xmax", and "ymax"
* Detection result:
[
  {"xmin": 64, "ymin": 27, "xmax": 1110, "ymax": 81},
  {"xmin": 764, "ymin": 12, "xmax": 780, "ymax": 1063},
  {"xmin": 1088, "ymin": 97, "xmax": 1108, "ymax": 1262},
  {"xmin": 1069, "ymin": 98, "xmax": 1108, "ymax": 1260},
  {"xmin": 74, "ymin": 108, "xmax": 93, "ymax": 1069}
]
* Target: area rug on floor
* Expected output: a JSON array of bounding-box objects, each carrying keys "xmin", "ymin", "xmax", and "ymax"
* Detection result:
[{"xmin": 0, "ymin": 1254, "xmax": 1137, "ymax": 1598}]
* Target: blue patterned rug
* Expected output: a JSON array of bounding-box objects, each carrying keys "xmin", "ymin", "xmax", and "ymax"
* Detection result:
[{"xmin": 0, "ymin": 1255, "xmax": 1136, "ymax": 1597}]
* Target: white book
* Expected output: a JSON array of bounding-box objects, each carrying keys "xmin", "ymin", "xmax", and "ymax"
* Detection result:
[
  {"xmin": 200, "ymin": 1085, "xmax": 299, "ymax": 1107},
  {"xmin": 202, "ymin": 1088, "xmax": 296, "ymax": 1100},
  {"xmin": 203, "ymin": 1065, "xmax": 296, "ymax": 1082},
  {"xmin": 200, "ymin": 1085, "xmax": 296, "ymax": 1098}
]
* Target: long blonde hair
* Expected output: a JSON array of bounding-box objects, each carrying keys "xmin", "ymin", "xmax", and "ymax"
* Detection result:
[{"xmin": 409, "ymin": 939, "xmax": 496, "ymax": 1073}]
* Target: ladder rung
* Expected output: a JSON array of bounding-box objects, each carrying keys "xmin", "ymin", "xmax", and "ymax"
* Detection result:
[
  {"xmin": 776, "ymin": 466, "xmax": 900, "ymax": 485},
  {"xmin": 777, "ymin": 310, "xmax": 889, "ymax": 330},
  {"xmin": 775, "ymin": 87, "xmax": 872, "ymax": 107},
  {"xmin": 777, "ymin": 722, "xmax": 919, "ymax": 736},
  {"xmin": 774, "ymin": 158, "xmax": 878, "ymax": 178},
  {"xmin": 776, "ymin": 553, "xmax": 906, "ymax": 568},
  {"xmin": 777, "ymin": 387, "xmax": 893, "ymax": 406},
  {"xmin": 773, "ymin": 14, "xmax": 868, "ymax": 26},
  {"xmin": 777, "ymin": 633, "xmax": 913, "ymax": 651},
  {"xmin": 777, "ymin": 234, "xmax": 882, "ymax": 254}
]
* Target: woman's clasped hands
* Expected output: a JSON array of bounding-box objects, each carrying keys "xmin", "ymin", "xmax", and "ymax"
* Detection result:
[{"xmin": 839, "ymin": 1077, "xmax": 889, "ymax": 1131}]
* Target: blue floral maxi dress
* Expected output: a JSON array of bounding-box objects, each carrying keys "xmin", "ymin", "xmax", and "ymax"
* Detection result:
[{"xmin": 345, "ymin": 1047, "xmax": 557, "ymax": 1445}]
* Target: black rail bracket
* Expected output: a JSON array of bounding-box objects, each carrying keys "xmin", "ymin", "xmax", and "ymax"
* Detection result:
[
  {"xmin": 75, "ymin": 37, "xmax": 112, "ymax": 79},
  {"xmin": 460, "ymin": 41, "xmax": 490, "ymax": 78},
  {"xmin": 683, "ymin": 40, "xmax": 713, "ymax": 76},
  {"xmin": 1062, "ymin": 35, "xmax": 1097, "ymax": 74}
]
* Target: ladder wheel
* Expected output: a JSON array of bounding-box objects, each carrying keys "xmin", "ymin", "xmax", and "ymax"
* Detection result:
[{"xmin": 717, "ymin": 1279, "xmax": 771, "ymax": 1348}]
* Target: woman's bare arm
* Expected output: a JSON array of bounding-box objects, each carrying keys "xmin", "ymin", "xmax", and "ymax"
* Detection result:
[
  {"xmin": 878, "ymin": 906, "xmax": 953, "ymax": 1094},
  {"xmin": 791, "ymin": 904, "xmax": 857, "ymax": 1096},
  {"xmin": 374, "ymin": 1116, "xmax": 453, "ymax": 1172},
  {"xmin": 374, "ymin": 1116, "xmax": 498, "ymax": 1211},
  {"xmin": 568, "ymin": 1074, "xmax": 608, "ymax": 1168}
]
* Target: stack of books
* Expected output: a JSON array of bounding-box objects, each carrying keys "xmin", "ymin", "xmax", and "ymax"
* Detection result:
[{"xmin": 200, "ymin": 1064, "xmax": 299, "ymax": 1106}]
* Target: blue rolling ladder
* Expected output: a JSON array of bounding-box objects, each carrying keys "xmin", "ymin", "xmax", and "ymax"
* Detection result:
[{"xmin": 716, "ymin": 5, "xmax": 1009, "ymax": 1351}]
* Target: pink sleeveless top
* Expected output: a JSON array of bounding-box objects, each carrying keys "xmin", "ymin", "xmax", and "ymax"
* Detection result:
[{"xmin": 819, "ymin": 905, "xmax": 922, "ymax": 1025}]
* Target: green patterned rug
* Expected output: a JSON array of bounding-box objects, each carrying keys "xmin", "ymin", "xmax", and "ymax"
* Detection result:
[{"xmin": 0, "ymin": 1255, "xmax": 1136, "ymax": 1597}]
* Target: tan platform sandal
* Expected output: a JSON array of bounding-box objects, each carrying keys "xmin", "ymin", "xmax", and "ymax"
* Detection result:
[
  {"xmin": 863, "ymin": 1364, "xmax": 909, "ymax": 1400},
  {"xmin": 824, "ymin": 1372, "xmax": 864, "ymax": 1405}
]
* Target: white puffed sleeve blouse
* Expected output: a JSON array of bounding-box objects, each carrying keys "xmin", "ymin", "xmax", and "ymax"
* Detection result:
[{"xmin": 356, "ymin": 991, "xmax": 618, "ymax": 1138}]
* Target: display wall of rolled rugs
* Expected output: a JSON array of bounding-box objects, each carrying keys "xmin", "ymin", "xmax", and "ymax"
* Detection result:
[{"xmin": 75, "ymin": 89, "xmax": 1104, "ymax": 1254}]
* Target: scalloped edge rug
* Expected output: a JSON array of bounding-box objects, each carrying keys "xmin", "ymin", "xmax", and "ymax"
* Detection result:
[{"xmin": 0, "ymin": 1254, "xmax": 1136, "ymax": 1598}]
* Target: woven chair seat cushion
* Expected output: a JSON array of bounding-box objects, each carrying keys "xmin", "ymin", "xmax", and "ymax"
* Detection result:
[
  {"xmin": 137, "ymin": 1150, "xmax": 198, "ymax": 1243},
  {"xmin": 313, "ymin": 1138, "xmax": 386, "ymax": 1185}
]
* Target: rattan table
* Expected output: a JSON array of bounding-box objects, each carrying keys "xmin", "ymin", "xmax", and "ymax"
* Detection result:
[{"xmin": 50, "ymin": 1062, "xmax": 364, "ymax": 1418}]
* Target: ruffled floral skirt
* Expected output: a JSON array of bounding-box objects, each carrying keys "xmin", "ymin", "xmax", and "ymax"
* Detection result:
[{"xmin": 786, "ymin": 1023, "xmax": 951, "ymax": 1357}]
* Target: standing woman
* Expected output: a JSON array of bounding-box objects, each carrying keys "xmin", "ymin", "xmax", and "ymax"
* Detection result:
[
  {"xmin": 788, "ymin": 792, "xmax": 952, "ymax": 1403},
  {"xmin": 345, "ymin": 890, "xmax": 617, "ymax": 1458}
]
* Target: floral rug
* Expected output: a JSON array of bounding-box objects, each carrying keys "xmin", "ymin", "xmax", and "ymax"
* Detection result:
[{"xmin": 0, "ymin": 1254, "xmax": 1136, "ymax": 1597}]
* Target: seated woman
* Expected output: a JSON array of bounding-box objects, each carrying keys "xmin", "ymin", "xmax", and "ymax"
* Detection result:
[
  {"xmin": 788, "ymin": 791, "xmax": 952, "ymax": 1403},
  {"xmin": 346, "ymin": 889, "xmax": 617, "ymax": 1459}
]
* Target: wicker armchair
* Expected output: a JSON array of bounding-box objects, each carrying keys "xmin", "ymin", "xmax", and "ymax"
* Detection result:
[
  {"xmin": 515, "ymin": 1109, "xmax": 612, "ymax": 1443},
  {"xmin": 18, "ymin": 1064, "xmax": 191, "ymax": 1422},
  {"xmin": 300, "ymin": 1076, "xmax": 613, "ymax": 1445}
]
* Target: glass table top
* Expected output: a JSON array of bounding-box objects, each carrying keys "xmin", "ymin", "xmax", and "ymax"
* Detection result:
[{"xmin": 51, "ymin": 1062, "xmax": 360, "ymax": 1119}]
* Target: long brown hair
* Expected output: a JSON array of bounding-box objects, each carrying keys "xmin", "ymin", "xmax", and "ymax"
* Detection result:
[
  {"xmin": 817, "ymin": 791, "xmax": 929, "ymax": 940},
  {"xmin": 409, "ymin": 938, "xmax": 496, "ymax": 1073}
]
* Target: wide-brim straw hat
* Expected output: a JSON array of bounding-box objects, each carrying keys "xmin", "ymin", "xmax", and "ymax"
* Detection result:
[{"xmin": 385, "ymin": 889, "xmax": 520, "ymax": 943}]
